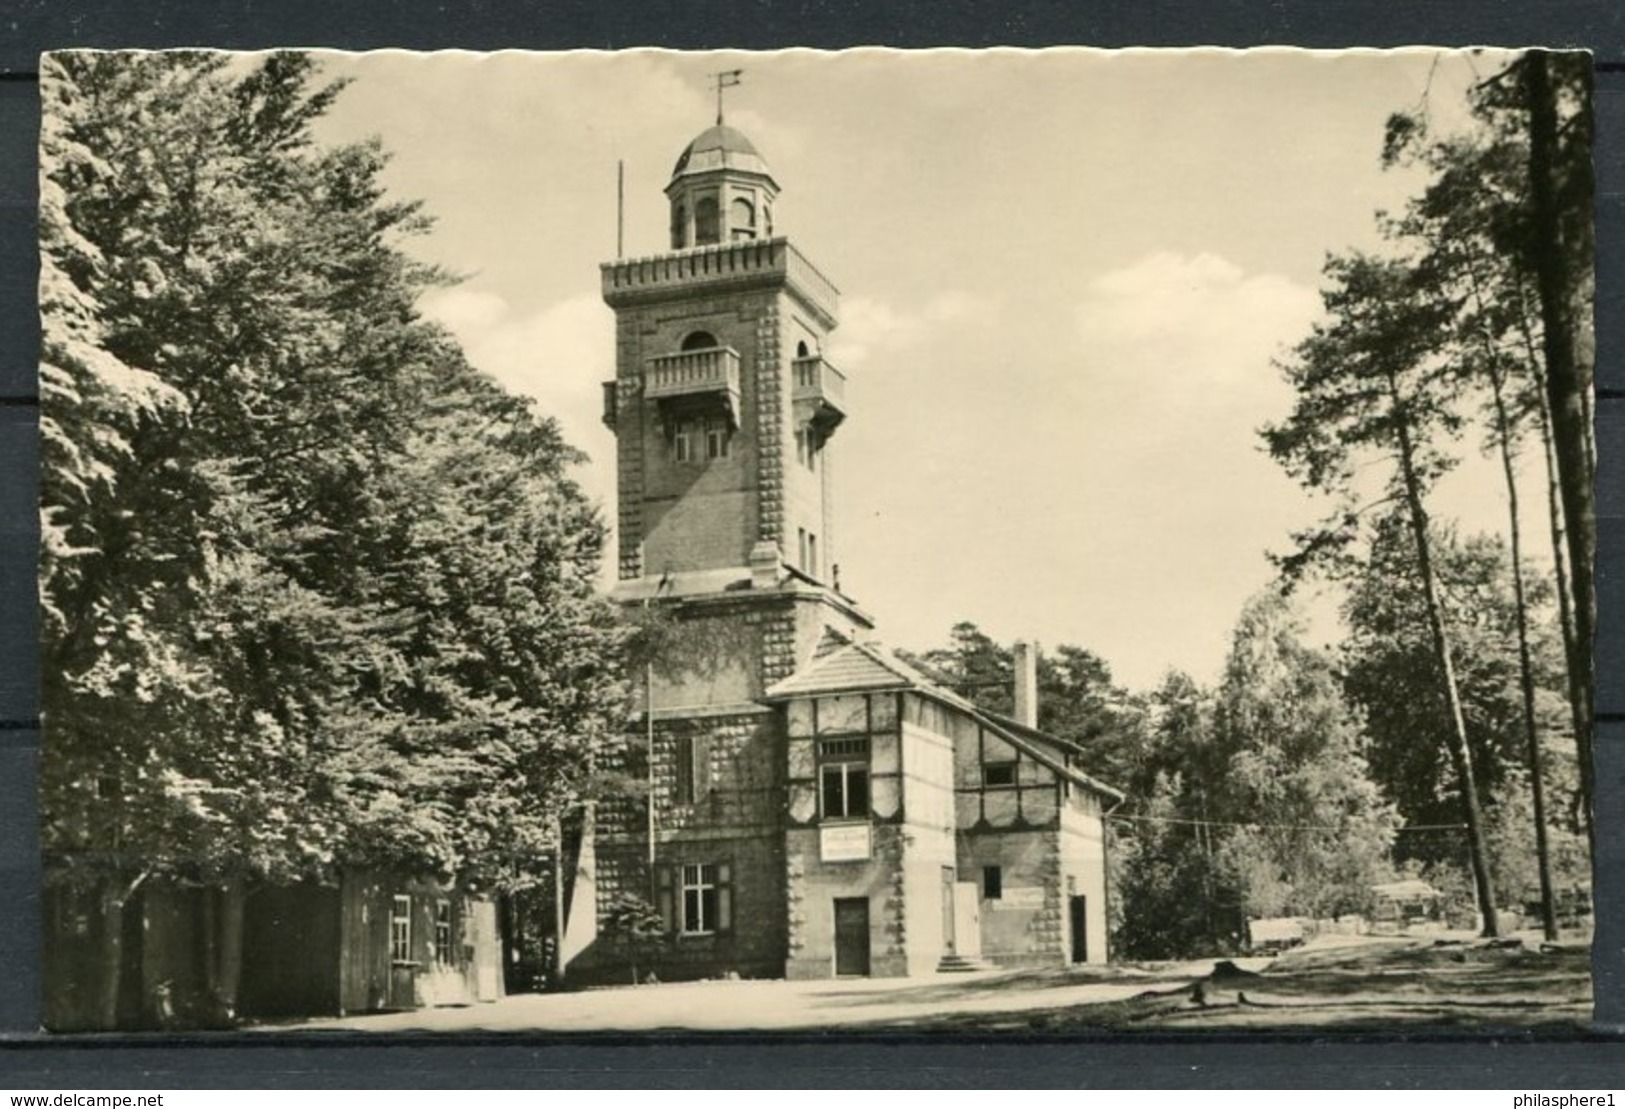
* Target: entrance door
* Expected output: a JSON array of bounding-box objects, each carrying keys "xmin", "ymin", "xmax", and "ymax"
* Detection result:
[
  {"xmin": 1069, "ymin": 895, "xmax": 1088, "ymax": 963},
  {"xmin": 941, "ymin": 867, "xmax": 957, "ymax": 955},
  {"xmin": 833, "ymin": 897, "xmax": 871, "ymax": 976}
]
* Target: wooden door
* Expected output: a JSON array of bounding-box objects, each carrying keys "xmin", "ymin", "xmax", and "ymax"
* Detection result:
[
  {"xmin": 833, "ymin": 897, "xmax": 870, "ymax": 976},
  {"xmin": 941, "ymin": 867, "xmax": 957, "ymax": 954},
  {"xmin": 1069, "ymin": 895, "xmax": 1088, "ymax": 963}
]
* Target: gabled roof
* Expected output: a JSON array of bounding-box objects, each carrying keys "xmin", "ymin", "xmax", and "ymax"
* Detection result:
[
  {"xmin": 981, "ymin": 711, "xmax": 1125, "ymax": 803},
  {"xmin": 762, "ymin": 627, "xmax": 971, "ymax": 706},
  {"xmin": 765, "ymin": 627, "xmax": 1123, "ymax": 803}
]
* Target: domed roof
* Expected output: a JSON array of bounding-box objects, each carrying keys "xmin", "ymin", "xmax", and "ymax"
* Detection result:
[{"xmin": 671, "ymin": 124, "xmax": 774, "ymax": 181}]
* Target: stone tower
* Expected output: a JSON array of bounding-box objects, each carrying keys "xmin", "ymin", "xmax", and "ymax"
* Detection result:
[
  {"xmin": 584, "ymin": 118, "xmax": 874, "ymax": 981},
  {"xmin": 601, "ymin": 123, "xmax": 848, "ymax": 592}
]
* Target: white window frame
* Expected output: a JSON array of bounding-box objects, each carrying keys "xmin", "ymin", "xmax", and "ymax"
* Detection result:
[
  {"xmin": 819, "ymin": 737, "xmax": 871, "ymax": 820},
  {"xmin": 390, "ymin": 894, "xmax": 413, "ymax": 963},
  {"xmin": 434, "ymin": 900, "xmax": 453, "ymax": 966},
  {"xmin": 681, "ymin": 863, "xmax": 719, "ymax": 935}
]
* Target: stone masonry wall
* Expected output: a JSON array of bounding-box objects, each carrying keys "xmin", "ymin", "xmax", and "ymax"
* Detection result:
[
  {"xmin": 956, "ymin": 827, "xmax": 1066, "ymax": 967},
  {"xmin": 785, "ymin": 823, "xmax": 908, "ymax": 979},
  {"xmin": 755, "ymin": 294, "xmax": 784, "ymax": 549}
]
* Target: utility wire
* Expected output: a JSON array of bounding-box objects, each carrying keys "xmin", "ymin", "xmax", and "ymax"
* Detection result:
[{"xmin": 1107, "ymin": 812, "xmax": 1466, "ymax": 834}]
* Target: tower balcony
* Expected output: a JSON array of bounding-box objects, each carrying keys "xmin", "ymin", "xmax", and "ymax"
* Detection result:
[
  {"xmin": 645, "ymin": 346, "xmax": 742, "ymax": 426},
  {"xmin": 792, "ymin": 354, "xmax": 846, "ymax": 437}
]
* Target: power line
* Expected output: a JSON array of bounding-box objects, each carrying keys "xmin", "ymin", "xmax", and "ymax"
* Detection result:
[{"xmin": 1107, "ymin": 812, "xmax": 1465, "ymax": 834}]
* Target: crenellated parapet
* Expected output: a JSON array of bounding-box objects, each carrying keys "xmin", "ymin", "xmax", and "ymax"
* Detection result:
[{"xmin": 602, "ymin": 237, "xmax": 840, "ymax": 330}]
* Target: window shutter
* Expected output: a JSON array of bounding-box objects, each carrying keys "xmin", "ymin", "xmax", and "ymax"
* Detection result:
[
  {"xmin": 675, "ymin": 734, "xmax": 694, "ymax": 805},
  {"xmin": 655, "ymin": 866, "xmax": 675, "ymax": 935},
  {"xmin": 692, "ymin": 735, "xmax": 709, "ymax": 799},
  {"xmin": 717, "ymin": 863, "xmax": 733, "ymax": 933}
]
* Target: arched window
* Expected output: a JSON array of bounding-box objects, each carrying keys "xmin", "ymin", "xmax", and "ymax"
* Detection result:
[
  {"xmin": 671, "ymin": 201, "xmax": 687, "ymax": 249},
  {"xmin": 730, "ymin": 197, "xmax": 755, "ymax": 241},
  {"xmin": 796, "ymin": 341, "xmax": 810, "ymax": 358},
  {"xmin": 694, "ymin": 196, "xmax": 720, "ymax": 244},
  {"xmin": 682, "ymin": 330, "xmax": 718, "ymax": 351}
]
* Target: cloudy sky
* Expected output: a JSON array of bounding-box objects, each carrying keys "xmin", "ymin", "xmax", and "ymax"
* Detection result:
[{"xmin": 312, "ymin": 48, "xmax": 1527, "ymax": 691}]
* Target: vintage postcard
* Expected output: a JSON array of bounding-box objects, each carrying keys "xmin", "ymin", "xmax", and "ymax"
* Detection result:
[{"xmin": 38, "ymin": 47, "xmax": 1595, "ymax": 1032}]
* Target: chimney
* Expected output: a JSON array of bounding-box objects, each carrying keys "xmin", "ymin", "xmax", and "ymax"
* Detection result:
[{"xmin": 1013, "ymin": 640, "xmax": 1038, "ymax": 729}]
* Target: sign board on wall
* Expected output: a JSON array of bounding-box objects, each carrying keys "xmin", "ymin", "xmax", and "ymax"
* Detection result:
[
  {"xmin": 993, "ymin": 886, "xmax": 1045, "ymax": 909},
  {"xmin": 820, "ymin": 823, "xmax": 872, "ymax": 862}
]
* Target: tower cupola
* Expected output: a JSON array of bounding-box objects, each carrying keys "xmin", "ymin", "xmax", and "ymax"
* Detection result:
[{"xmin": 665, "ymin": 124, "xmax": 780, "ymax": 249}]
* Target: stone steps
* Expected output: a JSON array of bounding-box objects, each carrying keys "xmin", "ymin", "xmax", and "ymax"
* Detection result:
[{"xmin": 936, "ymin": 953, "xmax": 992, "ymax": 974}]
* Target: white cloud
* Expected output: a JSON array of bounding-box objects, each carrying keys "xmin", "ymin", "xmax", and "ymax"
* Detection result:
[
  {"xmin": 829, "ymin": 290, "xmax": 993, "ymax": 369},
  {"xmin": 1075, "ymin": 251, "xmax": 1321, "ymax": 410},
  {"xmin": 418, "ymin": 286, "xmax": 619, "ymax": 516}
]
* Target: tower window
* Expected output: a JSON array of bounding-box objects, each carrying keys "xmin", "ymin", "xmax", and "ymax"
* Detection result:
[
  {"xmin": 796, "ymin": 528, "xmax": 820, "ymax": 577},
  {"xmin": 673, "ymin": 418, "xmax": 729, "ymax": 463},
  {"xmin": 730, "ymin": 197, "xmax": 756, "ymax": 241},
  {"xmin": 796, "ymin": 427, "xmax": 820, "ymax": 470},
  {"xmin": 705, "ymin": 420, "xmax": 729, "ymax": 460},
  {"xmin": 695, "ymin": 196, "xmax": 720, "ymax": 244},
  {"xmin": 675, "ymin": 733, "xmax": 711, "ymax": 805},
  {"xmin": 655, "ymin": 862, "xmax": 733, "ymax": 936},
  {"xmin": 671, "ymin": 202, "xmax": 687, "ymax": 249}
]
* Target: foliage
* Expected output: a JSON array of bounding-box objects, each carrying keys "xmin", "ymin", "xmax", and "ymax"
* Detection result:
[
  {"xmin": 1209, "ymin": 592, "xmax": 1398, "ymax": 923},
  {"xmin": 597, "ymin": 890, "xmax": 667, "ymax": 985},
  {"xmin": 39, "ymin": 51, "xmax": 627, "ymax": 910},
  {"xmin": 1342, "ymin": 515, "xmax": 1582, "ymax": 898},
  {"xmin": 910, "ymin": 621, "xmax": 1134, "ymax": 787}
]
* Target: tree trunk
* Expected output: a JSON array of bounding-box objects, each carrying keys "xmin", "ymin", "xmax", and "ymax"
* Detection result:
[
  {"xmin": 216, "ymin": 879, "xmax": 245, "ymax": 1023},
  {"xmin": 1488, "ymin": 368, "xmax": 1559, "ymax": 940},
  {"xmin": 550, "ymin": 816, "xmax": 566, "ymax": 990},
  {"xmin": 1515, "ymin": 279, "xmax": 1591, "ymax": 849},
  {"xmin": 1522, "ymin": 306, "xmax": 1588, "ymax": 781},
  {"xmin": 1465, "ymin": 257, "xmax": 1560, "ymax": 941},
  {"xmin": 1390, "ymin": 392, "xmax": 1500, "ymax": 936},
  {"xmin": 199, "ymin": 885, "xmax": 218, "ymax": 1026},
  {"xmin": 96, "ymin": 881, "xmax": 127, "ymax": 1030},
  {"xmin": 497, "ymin": 891, "xmax": 520, "ymax": 994},
  {"xmin": 1525, "ymin": 50, "xmax": 1596, "ymax": 855}
]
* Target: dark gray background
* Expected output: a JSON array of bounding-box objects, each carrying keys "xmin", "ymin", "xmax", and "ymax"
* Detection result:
[{"xmin": 0, "ymin": 0, "xmax": 1621, "ymax": 1088}]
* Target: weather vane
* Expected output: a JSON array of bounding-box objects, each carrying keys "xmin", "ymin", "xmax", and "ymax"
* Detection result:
[{"xmin": 711, "ymin": 69, "xmax": 743, "ymax": 125}]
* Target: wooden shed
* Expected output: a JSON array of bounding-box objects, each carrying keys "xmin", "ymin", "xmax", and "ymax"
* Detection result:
[{"xmin": 238, "ymin": 871, "xmax": 503, "ymax": 1019}]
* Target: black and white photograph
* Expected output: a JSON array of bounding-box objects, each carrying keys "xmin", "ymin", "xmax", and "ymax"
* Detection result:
[{"xmin": 37, "ymin": 47, "xmax": 1597, "ymax": 1034}]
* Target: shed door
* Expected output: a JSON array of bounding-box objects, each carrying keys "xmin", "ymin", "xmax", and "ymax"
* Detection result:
[{"xmin": 833, "ymin": 897, "xmax": 870, "ymax": 977}]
